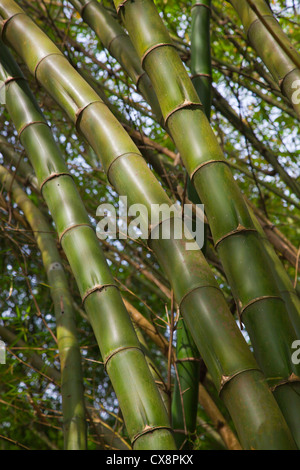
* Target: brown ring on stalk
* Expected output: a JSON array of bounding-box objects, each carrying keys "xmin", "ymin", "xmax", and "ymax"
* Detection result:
[
  {"xmin": 191, "ymin": 3, "xmax": 212, "ymax": 12},
  {"xmin": 18, "ymin": 120, "xmax": 50, "ymax": 140},
  {"xmin": 82, "ymin": 283, "xmax": 119, "ymax": 306},
  {"xmin": 239, "ymin": 295, "xmax": 284, "ymax": 319},
  {"xmin": 246, "ymin": 16, "xmax": 274, "ymax": 43},
  {"xmin": 34, "ymin": 53, "xmax": 63, "ymax": 82},
  {"xmin": 74, "ymin": 100, "xmax": 105, "ymax": 132},
  {"xmin": 131, "ymin": 425, "xmax": 173, "ymax": 447},
  {"xmin": 164, "ymin": 100, "xmax": 203, "ymax": 127},
  {"xmin": 106, "ymin": 151, "xmax": 142, "ymax": 187},
  {"xmin": 191, "ymin": 72, "xmax": 212, "ymax": 81},
  {"xmin": 107, "ymin": 33, "xmax": 128, "ymax": 54},
  {"xmin": 40, "ymin": 172, "xmax": 73, "ymax": 194},
  {"xmin": 2, "ymin": 76, "xmax": 25, "ymax": 87},
  {"xmin": 59, "ymin": 222, "xmax": 94, "ymax": 245},
  {"xmin": 0, "ymin": 12, "xmax": 24, "ymax": 39},
  {"xmin": 135, "ymin": 71, "xmax": 146, "ymax": 92},
  {"xmin": 190, "ymin": 159, "xmax": 229, "ymax": 183},
  {"xmin": 104, "ymin": 345, "xmax": 144, "ymax": 373},
  {"xmin": 270, "ymin": 373, "xmax": 300, "ymax": 392},
  {"xmin": 219, "ymin": 368, "xmax": 261, "ymax": 395},
  {"xmin": 214, "ymin": 224, "xmax": 258, "ymax": 250},
  {"xmin": 141, "ymin": 43, "xmax": 177, "ymax": 69},
  {"xmin": 80, "ymin": 0, "xmax": 95, "ymax": 17},
  {"xmin": 175, "ymin": 357, "xmax": 202, "ymax": 363},
  {"xmin": 179, "ymin": 285, "xmax": 222, "ymax": 312}
]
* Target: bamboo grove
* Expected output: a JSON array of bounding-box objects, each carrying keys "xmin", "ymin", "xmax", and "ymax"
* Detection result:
[{"xmin": 0, "ymin": 0, "xmax": 299, "ymax": 451}]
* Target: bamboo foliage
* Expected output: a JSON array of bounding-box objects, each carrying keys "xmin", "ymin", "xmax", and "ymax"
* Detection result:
[
  {"xmin": 0, "ymin": 0, "xmax": 298, "ymax": 449},
  {"xmin": 227, "ymin": 0, "xmax": 300, "ymax": 119},
  {"xmin": 112, "ymin": 0, "xmax": 300, "ymax": 446},
  {"xmin": 0, "ymin": 40, "xmax": 175, "ymax": 451}
]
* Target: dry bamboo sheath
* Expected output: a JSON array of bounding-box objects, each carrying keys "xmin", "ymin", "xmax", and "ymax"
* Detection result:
[{"xmin": 0, "ymin": 0, "xmax": 298, "ymax": 449}]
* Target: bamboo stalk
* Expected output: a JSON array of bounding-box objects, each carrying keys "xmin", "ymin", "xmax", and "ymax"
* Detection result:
[
  {"xmin": 68, "ymin": 0, "xmax": 162, "ymax": 123},
  {"xmin": 0, "ymin": 1, "xmax": 298, "ymax": 449},
  {"xmin": 0, "ymin": 164, "xmax": 87, "ymax": 450},
  {"xmin": 227, "ymin": 0, "xmax": 300, "ymax": 119},
  {"xmin": 111, "ymin": 0, "xmax": 300, "ymax": 447},
  {"xmin": 0, "ymin": 40, "xmax": 175, "ymax": 451}
]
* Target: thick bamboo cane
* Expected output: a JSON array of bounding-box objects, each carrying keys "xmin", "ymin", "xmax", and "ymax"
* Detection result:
[
  {"xmin": 0, "ymin": 42, "xmax": 175, "ymax": 451},
  {"xmin": 227, "ymin": 0, "xmax": 300, "ymax": 119},
  {"xmin": 0, "ymin": 164, "xmax": 87, "ymax": 449},
  {"xmin": 110, "ymin": 0, "xmax": 300, "ymax": 446},
  {"xmin": 0, "ymin": 1, "xmax": 297, "ymax": 449},
  {"xmin": 69, "ymin": 0, "xmax": 162, "ymax": 123}
]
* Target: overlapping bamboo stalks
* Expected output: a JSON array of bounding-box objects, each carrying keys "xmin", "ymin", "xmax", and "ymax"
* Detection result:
[
  {"xmin": 0, "ymin": 40, "xmax": 175, "ymax": 451},
  {"xmin": 111, "ymin": 0, "xmax": 300, "ymax": 447},
  {"xmin": 0, "ymin": 0, "xmax": 298, "ymax": 449},
  {"xmin": 227, "ymin": 0, "xmax": 300, "ymax": 119}
]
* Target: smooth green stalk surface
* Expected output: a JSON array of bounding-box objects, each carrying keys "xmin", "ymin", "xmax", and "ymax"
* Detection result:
[{"xmin": 0, "ymin": 1, "xmax": 298, "ymax": 449}]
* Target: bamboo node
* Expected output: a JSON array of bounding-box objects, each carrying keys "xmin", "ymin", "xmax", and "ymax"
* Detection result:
[
  {"xmin": 190, "ymin": 159, "xmax": 229, "ymax": 182},
  {"xmin": 135, "ymin": 72, "xmax": 146, "ymax": 92},
  {"xmin": 106, "ymin": 151, "xmax": 142, "ymax": 186},
  {"xmin": 214, "ymin": 225, "xmax": 258, "ymax": 249},
  {"xmin": 240, "ymin": 295, "xmax": 284, "ymax": 319},
  {"xmin": 131, "ymin": 425, "xmax": 173, "ymax": 447},
  {"xmin": 82, "ymin": 283, "xmax": 118, "ymax": 305},
  {"xmin": 103, "ymin": 345, "xmax": 144, "ymax": 373},
  {"xmin": 141, "ymin": 42, "xmax": 177, "ymax": 69},
  {"xmin": 75, "ymin": 100, "xmax": 105, "ymax": 131},
  {"xmin": 18, "ymin": 121, "xmax": 50, "ymax": 140},
  {"xmin": 80, "ymin": 0, "xmax": 96, "ymax": 18},
  {"xmin": 219, "ymin": 368, "xmax": 261, "ymax": 394},
  {"xmin": 269, "ymin": 373, "xmax": 300, "ymax": 392},
  {"xmin": 0, "ymin": 13, "xmax": 25, "ymax": 40},
  {"xmin": 40, "ymin": 172, "xmax": 73, "ymax": 195},
  {"xmin": 34, "ymin": 53, "xmax": 63, "ymax": 83},
  {"xmin": 179, "ymin": 285, "xmax": 221, "ymax": 312},
  {"xmin": 164, "ymin": 100, "xmax": 203, "ymax": 127},
  {"xmin": 191, "ymin": 73, "xmax": 213, "ymax": 81},
  {"xmin": 191, "ymin": 3, "xmax": 212, "ymax": 12},
  {"xmin": 59, "ymin": 223, "xmax": 94, "ymax": 245},
  {"xmin": 107, "ymin": 33, "xmax": 128, "ymax": 54}
]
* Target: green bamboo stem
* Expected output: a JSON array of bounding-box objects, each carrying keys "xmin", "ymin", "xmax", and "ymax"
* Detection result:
[
  {"xmin": 0, "ymin": 1, "xmax": 298, "ymax": 449},
  {"xmin": 111, "ymin": 0, "xmax": 300, "ymax": 446},
  {"xmin": 190, "ymin": 0, "xmax": 212, "ymax": 120},
  {"xmin": 0, "ymin": 164, "xmax": 87, "ymax": 449},
  {"xmin": 69, "ymin": 0, "xmax": 162, "ymax": 123},
  {"xmin": 227, "ymin": 0, "xmax": 300, "ymax": 119},
  {"xmin": 171, "ymin": 0, "xmax": 211, "ymax": 449},
  {"xmin": 171, "ymin": 319, "xmax": 200, "ymax": 449},
  {"xmin": 0, "ymin": 135, "xmax": 38, "ymax": 190},
  {"xmin": 0, "ymin": 41, "xmax": 175, "ymax": 451}
]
